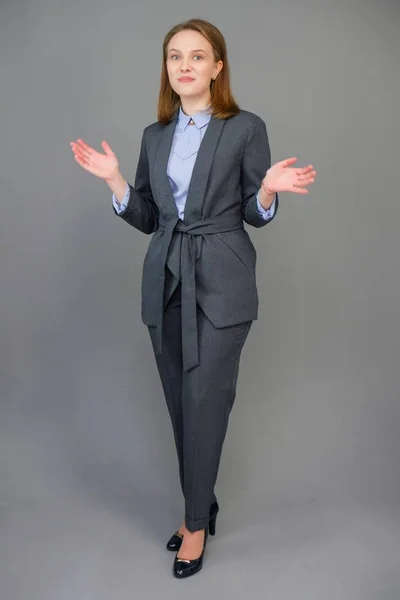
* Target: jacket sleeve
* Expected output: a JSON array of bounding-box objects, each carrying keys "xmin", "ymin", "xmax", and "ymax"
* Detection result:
[
  {"xmin": 112, "ymin": 127, "xmax": 159, "ymax": 234},
  {"xmin": 240, "ymin": 115, "xmax": 279, "ymax": 228}
]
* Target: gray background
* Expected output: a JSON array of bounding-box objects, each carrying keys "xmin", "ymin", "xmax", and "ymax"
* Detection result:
[{"xmin": 1, "ymin": 0, "xmax": 400, "ymax": 598}]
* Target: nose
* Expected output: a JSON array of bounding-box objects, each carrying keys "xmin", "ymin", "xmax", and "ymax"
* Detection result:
[{"xmin": 180, "ymin": 58, "xmax": 192, "ymax": 72}]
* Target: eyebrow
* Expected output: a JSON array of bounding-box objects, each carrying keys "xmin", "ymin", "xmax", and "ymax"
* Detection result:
[{"xmin": 168, "ymin": 48, "xmax": 206, "ymax": 53}]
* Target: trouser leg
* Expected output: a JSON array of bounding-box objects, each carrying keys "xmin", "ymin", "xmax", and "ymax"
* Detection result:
[
  {"xmin": 148, "ymin": 284, "xmax": 185, "ymax": 497},
  {"xmin": 148, "ymin": 283, "xmax": 251, "ymax": 532},
  {"xmin": 148, "ymin": 283, "xmax": 220, "ymax": 509},
  {"xmin": 181, "ymin": 305, "xmax": 252, "ymax": 532}
]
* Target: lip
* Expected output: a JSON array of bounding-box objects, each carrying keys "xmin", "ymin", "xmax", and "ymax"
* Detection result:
[{"xmin": 178, "ymin": 77, "xmax": 195, "ymax": 82}]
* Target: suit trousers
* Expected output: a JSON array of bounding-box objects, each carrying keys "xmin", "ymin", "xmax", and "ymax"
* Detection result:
[{"xmin": 148, "ymin": 280, "xmax": 252, "ymax": 532}]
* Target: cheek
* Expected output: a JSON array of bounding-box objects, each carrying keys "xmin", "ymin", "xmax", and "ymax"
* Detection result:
[
  {"xmin": 166, "ymin": 60, "xmax": 178, "ymax": 74},
  {"xmin": 199, "ymin": 64, "xmax": 214, "ymax": 78}
]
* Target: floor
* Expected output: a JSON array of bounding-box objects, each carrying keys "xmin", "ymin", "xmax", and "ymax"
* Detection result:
[{"xmin": 2, "ymin": 418, "xmax": 400, "ymax": 600}]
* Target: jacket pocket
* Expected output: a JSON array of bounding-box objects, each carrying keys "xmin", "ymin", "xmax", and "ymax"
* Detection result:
[{"xmin": 214, "ymin": 231, "xmax": 256, "ymax": 276}]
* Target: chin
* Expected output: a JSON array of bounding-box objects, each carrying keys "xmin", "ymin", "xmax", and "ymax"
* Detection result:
[
  {"xmin": 180, "ymin": 91, "xmax": 200, "ymax": 98},
  {"xmin": 177, "ymin": 87, "xmax": 206, "ymax": 98}
]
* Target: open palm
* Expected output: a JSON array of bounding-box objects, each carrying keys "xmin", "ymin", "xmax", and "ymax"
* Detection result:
[
  {"xmin": 264, "ymin": 158, "xmax": 316, "ymax": 195},
  {"xmin": 70, "ymin": 138, "xmax": 120, "ymax": 181}
]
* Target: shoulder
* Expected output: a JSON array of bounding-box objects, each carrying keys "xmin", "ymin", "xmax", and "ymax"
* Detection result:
[
  {"xmin": 142, "ymin": 120, "xmax": 164, "ymax": 139},
  {"xmin": 223, "ymin": 110, "xmax": 268, "ymax": 144},
  {"xmin": 221, "ymin": 110, "xmax": 269, "ymax": 151},
  {"xmin": 227, "ymin": 109, "xmax": 267, "ymax": 134},
  {"xmin": 144, "ymin": 120, "xmax": 164, "ymax": 132}
]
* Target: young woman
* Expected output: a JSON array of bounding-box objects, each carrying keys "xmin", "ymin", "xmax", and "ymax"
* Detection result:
[{"xmin": 70, "ymin": 18, "xmax": 316, "ymax": 579}]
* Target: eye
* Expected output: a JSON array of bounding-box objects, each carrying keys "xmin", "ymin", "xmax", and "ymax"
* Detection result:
[{"xmin": 169, "ymin": 54, "xmax": 203, "ymax": 61}]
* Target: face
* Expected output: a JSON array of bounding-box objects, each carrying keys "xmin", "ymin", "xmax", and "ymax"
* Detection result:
[{"xmin": 166, "ymin": 29, "xmax": 223, "ymax": 102}]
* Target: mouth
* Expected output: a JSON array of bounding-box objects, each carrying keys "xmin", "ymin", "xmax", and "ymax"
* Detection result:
[{"xmin": 178, "ymin": 77, "xmax": 195, "ymax": 82}]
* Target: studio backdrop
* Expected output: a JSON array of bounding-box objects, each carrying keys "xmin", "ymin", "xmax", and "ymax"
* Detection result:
[{"xmin": 1, "ymin": 0, "xmax": 400, "ymax": 597}]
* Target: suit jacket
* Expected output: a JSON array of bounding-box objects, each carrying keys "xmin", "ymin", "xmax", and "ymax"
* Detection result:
[{"xmin": 113, "ymin": 109, "xmax": 279, "ymax": 371}]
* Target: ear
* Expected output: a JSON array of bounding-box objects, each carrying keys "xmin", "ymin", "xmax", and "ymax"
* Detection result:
[{"xmin": 214, "ymin": 60, "xmax": 223, "ymax": 79}]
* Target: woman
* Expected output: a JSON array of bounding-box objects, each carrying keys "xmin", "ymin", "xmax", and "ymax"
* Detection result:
[{"xmin": 70, "ymin": 18, "xmax": 316, "ymax": 578}]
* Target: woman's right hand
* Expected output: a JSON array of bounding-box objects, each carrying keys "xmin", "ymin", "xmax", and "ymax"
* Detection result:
[{"xmin": 70, "ymin": 139, "xmax": 120, "ymax": 182}]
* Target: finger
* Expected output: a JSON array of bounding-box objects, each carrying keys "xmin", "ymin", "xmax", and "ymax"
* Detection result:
[
  {"xmin": 73, "ymin": 152, "xmax": 90, "ymax": 168},
  {"xmin": 291, "ymin": 187, "xmax": 309, "ymax": 194},
  {"xmin": 279, "ymin": 157, "xmax": 298, "ymax": 167},
  {"xmin": 75, "ymin": 140, "xmax": 93, "ymax": 159},
  {"xmin": 72, "ymin": 140, "xmax": 95, "ymax": 160},
  {"xmin": 295, "ymin": 165, "xmax": 314, "ymax": 175},
  {"xmin": 297, "ymin": 174, "xmax": 316, "ymax": 183},
  {"xmin": 294, "ymin": 178, "xmax": 315, "ymax": 187},
  {"xmin": 76, "ymin": 138, "xmax": 93, "ymax": 152},
  {"xmin": 70, "ymin": 141, "xmax": 91, "ymax": 160},
  {"xmin": 101, "ymin": 140, "xmax": 114, "ymax": 156},
  {"xmin": 73, "ymin": 147, "xmax": 91, "ymax": 164}
]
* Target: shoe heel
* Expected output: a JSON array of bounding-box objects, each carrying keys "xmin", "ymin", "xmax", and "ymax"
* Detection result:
[{"xmin": 209, "ymin": 513, "xmax": 217, "ymax": 536}]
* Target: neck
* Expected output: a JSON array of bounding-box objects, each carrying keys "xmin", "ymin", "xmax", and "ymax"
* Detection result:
[{"xmin": 180, "ymin": 93, "xmax": 211, "ymax": 116}]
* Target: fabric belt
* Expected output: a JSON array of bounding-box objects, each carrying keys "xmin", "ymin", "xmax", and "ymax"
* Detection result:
[{"xmin": 155, "ymin": 214, "xmax": 244, "ymax": 372}]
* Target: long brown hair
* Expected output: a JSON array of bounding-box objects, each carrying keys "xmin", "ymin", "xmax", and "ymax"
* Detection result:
[{"xmin": 157, "ymin": 18, "xmax": 240, "ymax": 124}]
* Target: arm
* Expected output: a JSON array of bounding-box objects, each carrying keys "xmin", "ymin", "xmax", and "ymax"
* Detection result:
[
  {"xmin": 256, "ymin": 191, "xmax": 277, "ymax": 220},
  {"xmin": 112, "ymin": 182, "xmax": 130, "ymax": 214},
  {"xmin": 110, "ymin": 128, "xmax": 159, "ymax": 234},
  {"xmin": 240, "ymin": 116, "xmax": 279, "ymax": 228}
]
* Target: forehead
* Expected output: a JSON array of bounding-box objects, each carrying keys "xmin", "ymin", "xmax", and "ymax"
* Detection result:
[{"xmin": 167, "ymin": 29, "xmax": 212, "ymax": 52}]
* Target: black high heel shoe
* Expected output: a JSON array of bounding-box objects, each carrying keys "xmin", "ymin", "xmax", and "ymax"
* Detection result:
[
  {"xmin": 173, "ymin": 527, "xmax": 209, "ymax": 579},
  {"xmin": 166, "ymin": 501, "xmax": 219, "ymax": 551}
]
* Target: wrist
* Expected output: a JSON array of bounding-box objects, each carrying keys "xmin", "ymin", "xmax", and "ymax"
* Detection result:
[
  {"xmin": 261, "ymin": 178, "xmax": 275, "ymax": 197},
  {"xmin": 105, "ymin": 170, "xmax": 123, "ymax": 185},
  {"xmin": 258, "ymin": 182, "xmax": 275, "ymax": 210},
  {"xmin": 106, "ymin": 171, "xmax": 128, "ymax": 201}
]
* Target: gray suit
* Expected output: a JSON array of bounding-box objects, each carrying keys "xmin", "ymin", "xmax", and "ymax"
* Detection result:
[{"xmin": 113, "ymin": 109, "xmax": 278, "ymax": 531}]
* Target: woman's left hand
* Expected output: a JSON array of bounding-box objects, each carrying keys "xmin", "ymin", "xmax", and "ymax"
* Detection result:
[{"xmin": 262, "ymin": 158, "xmax": 317, "ymax": 195}]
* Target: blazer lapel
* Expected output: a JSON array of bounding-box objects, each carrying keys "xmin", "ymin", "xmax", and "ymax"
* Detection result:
[
  {"xmin": 183, "ymin": 115, "xmax": 226, "ymax": 224},
  {"xmin": 153, "ymin": 112, "xmax": 180, "ymax": 219}
]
